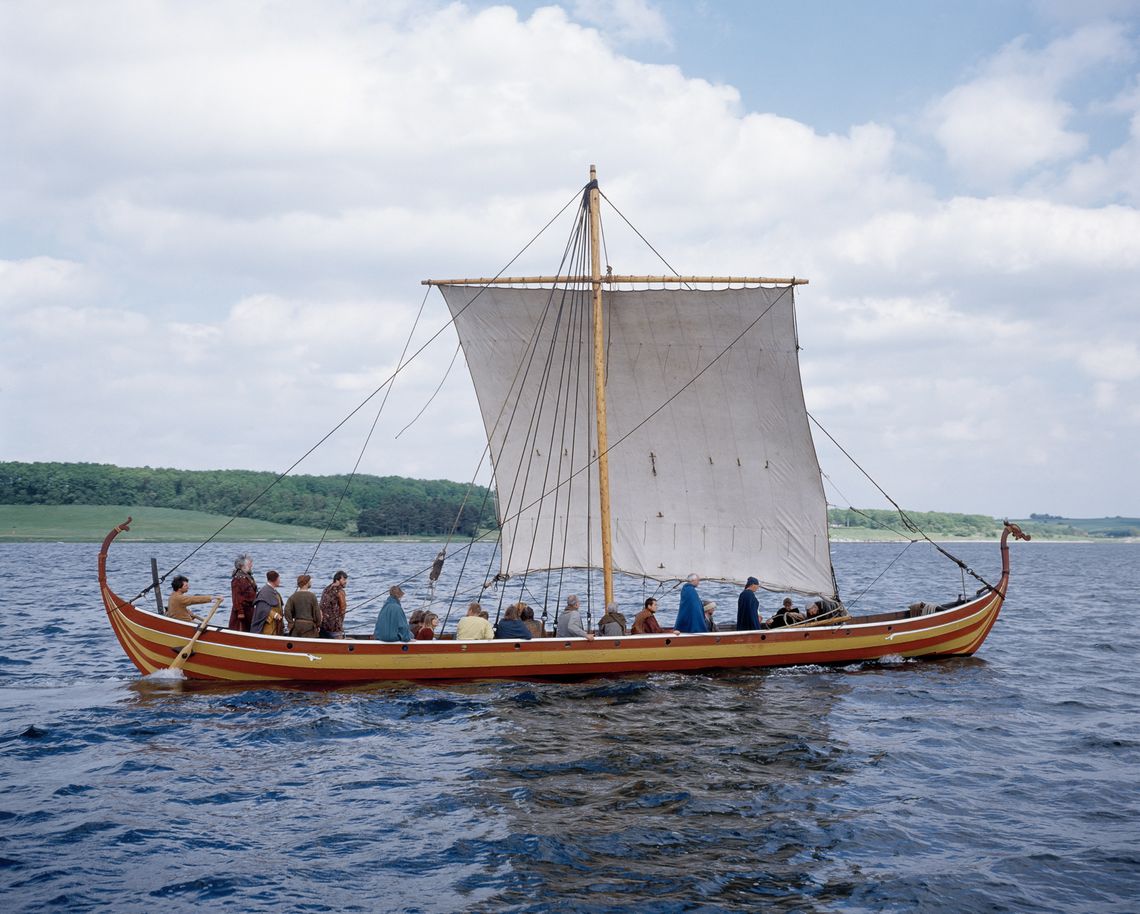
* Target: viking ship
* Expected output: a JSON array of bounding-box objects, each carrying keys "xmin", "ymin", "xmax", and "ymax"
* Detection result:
[{"xmin": 97, "ymin": 167, "xmax": 1029, "ymax": 683}]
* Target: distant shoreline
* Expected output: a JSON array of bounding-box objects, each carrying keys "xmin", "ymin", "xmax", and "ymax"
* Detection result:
[{"xmin": 1, "ymin": 504, "xmax": 1135, "ymax": 545}]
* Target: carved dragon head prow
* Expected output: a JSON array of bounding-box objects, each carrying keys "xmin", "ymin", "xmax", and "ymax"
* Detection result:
[{"xmin": 1002, "ymin": 520, "xmax": 1032, "ymax": 542}]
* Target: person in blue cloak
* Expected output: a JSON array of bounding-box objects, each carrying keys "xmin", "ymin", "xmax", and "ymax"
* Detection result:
[
  {"xmin": 736, "ymin": 576, "xmax": 762, "ymax": 630},
  {"xmin": 675, "ymin": 573, "xmax": 708, "ymax": 633},
  {"xmin": 374, "ymin": 585, "xmax": 412, "ymax": 642}
]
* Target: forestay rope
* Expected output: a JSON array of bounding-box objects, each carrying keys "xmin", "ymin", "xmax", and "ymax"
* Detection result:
[{"xmin": 809, "ymin": 413, "xmax": 998, "ymax": 592}]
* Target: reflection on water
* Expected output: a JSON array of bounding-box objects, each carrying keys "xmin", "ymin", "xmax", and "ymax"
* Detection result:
[{"xmin": 465, "ymin": 672, "xmax": 855, "ymax": 912}]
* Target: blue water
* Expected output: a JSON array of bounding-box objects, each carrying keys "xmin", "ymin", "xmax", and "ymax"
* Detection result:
[{"xmin": 1, "ymin": 540, "xmax": 1138, "ymax": 912}]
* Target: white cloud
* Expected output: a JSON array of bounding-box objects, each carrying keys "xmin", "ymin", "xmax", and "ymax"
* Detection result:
[
  {"xmin": 1076, "ymin": 340, "xmax": 1140, "ymax": 381},
  {"xmin": 570, "ymin": 0, "xmax": 672, "ymax": 48},
  {"xmin": 926, "ymin": 24, "xmax": 1133, "ymax": 187},
  {"xmin": 0, "ymin": 257, "xmax": 100, "ymax": 311},
  {"xmin": 1055, "ymin": 75, "xmax": 1140, "ymax": 204}
]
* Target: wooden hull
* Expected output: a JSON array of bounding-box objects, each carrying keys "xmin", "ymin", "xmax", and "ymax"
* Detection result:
[{"xmin": 99, "ymin": 520, "xmax": 1025, "ymax": 684}]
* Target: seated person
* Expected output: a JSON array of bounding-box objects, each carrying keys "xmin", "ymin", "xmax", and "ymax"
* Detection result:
[
  {"xmin": 373, "ymin": 585, "xmax": 412, "ymax": 642},
  {"xmin": 597, "ymin": 603, "xmax": 628, "ymax": 635},
  {"xmin": 769, "ymin": 598, "xmax": 805, "ymax": 628},
  {"xmin": 494, "ymin": 604, "xmax": 533, "ymax": 640},
  {"xmin": 519, "ymin": 604, "xmax": 544, "ymax": 638},
  {"xmin": 632, "ymin": 597, "xmax": 664, "ymax": 634},
  {"xmin": 703, "ymin": 600, "xmax": 718, "ymax": 632},
  {"xmin": 456, "ymin": 602, "xmax": 494, "ymax": 640},
  {"xmin": 415, "ymin": 612, "xmax": 440, "ymax": 640},
  {"xmin": 408, "ymin": 608, "xmax": 428, "ymax": 632},
  {"xmin": 555, "ymin": 594, "xmax": 594, "ymax": 639},
  {"xmin": 804, "ymin": 599, "xmax": 849, "ymax": 624}
]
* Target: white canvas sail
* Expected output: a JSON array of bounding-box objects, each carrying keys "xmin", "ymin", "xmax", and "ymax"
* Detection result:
[{"xmin": 439, "ymin": 284, "xmax": 835, "ymax": 597}]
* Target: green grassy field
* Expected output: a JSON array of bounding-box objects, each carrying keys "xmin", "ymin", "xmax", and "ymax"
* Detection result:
[
  {"xmin": 0, "ymin": 504, "xmax": 1117, "ymax": 543},
  {"xmin": 827, "ymin": 522, "xmax": 1100, "ymax": 542},
  {"xmin": 0, "ymin": 505, "xmax": 372, "ymax": 542}
]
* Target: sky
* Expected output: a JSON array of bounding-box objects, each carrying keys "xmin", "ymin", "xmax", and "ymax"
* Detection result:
[{"xmin": 2, "ymin": 0, "xmax": 1138, "ymax": 519}]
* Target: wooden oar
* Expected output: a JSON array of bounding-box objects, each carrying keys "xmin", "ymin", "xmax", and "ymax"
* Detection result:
[{"xmin": 169, "ymin": 597, "xmax": 223, "ymax": 671}]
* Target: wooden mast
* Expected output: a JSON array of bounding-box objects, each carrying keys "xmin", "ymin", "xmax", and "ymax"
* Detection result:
[{"xmin": 588, "ymin": 165, "xmax": 615, "ymax": 608}]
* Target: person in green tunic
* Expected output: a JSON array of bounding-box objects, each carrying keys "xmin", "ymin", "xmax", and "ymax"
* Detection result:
[{"xmin": 284, "ymin": 574, "xmax": 322, "ymax": 638}]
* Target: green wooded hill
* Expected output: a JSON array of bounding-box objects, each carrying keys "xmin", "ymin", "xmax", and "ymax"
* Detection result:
[
  {"xmin": 1, "ymin": 461, "xmax": 1132, "ymax": 541},
  {"xmin": 0, "ymin": 461, "xmax": 496, "ymax": 537},
  {"xmin": 827, "ymin": 508, "xmax": 1138, "ymax": 540}
]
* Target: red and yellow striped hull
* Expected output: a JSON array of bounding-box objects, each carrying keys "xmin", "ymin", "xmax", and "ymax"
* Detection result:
[
  {"xmin": 99, "ymin": 520, "xmax": 1024, "ymax": 684},
  {"xmin": 100, "ymin": 582, "xmax": 1004, "ymax": 683}
]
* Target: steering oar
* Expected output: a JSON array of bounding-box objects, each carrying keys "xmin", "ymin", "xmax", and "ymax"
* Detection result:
[{"xmin": 169, "ymin": 597, "xmax": 224, "ymax": 671}]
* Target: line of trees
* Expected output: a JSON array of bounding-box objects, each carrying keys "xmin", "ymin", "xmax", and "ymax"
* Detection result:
[
  {"xmin": 0, "ymin": 462, "xmax": 497, "ymax": 537},
  {"xmin": 827, "ymin": 507, "xmax": 1002, "ymax": 538}
]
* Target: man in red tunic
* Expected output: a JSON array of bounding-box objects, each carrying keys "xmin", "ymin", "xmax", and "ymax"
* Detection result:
[{"xmin": 228, "ymin": 554, "xmax": 257, "ymax": 631}]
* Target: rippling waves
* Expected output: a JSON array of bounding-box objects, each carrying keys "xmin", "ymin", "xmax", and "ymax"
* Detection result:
[{"xmin": 1, "ymin": 541, "xmax": 1138, "ymax": 912}]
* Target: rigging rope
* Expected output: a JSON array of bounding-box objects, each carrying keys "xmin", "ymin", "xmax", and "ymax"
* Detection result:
[
  {"xmin": 844, "ymin": 540, "xmax": 917, "ymax": 610},
  {"xmin": 127, "ymin": 185, "xmax": 586, "ymax": 606},
  {"xmin": 394, "ymin": 341, "xmax": 462, "ymax": 440},
  {"xmin": 304, "ymin": 283, "xmax": 433, "ymax": 574},
  {"xmin": 808, "ymin": 413, "xmax": 997, "ymax": 592}
]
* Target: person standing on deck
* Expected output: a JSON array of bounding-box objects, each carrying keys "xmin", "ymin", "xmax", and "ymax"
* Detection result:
[
  {"xmin": 373, "ymin": 585, "xmax": 412, "ymax": 642},
  {"xmin": 736, "ymin": 576, "xmax": 762, "ymax": 631},
  {"xmin": 167, "ymin": 576, "xmax": 216, "ymax": 623},
  {"xmin": 319, "ymin": 571, "xmax": 349, "ymax": 638},
  {"xmin": 555, "ymin": 594, "xmax": 594, "ymax": 639},
  {"xmin": 228, "ymin": 554, "xmax": 256, "ymax": 631},
  {"xmin": 284, "ymin": 574, "xmax": 321, "ymax": 637},
  {"xmin": 675, "ymin": 574, "xmax": 708, "ymax": 633},
  {"xmin": 250, "ymin": 570, "xmax": 285, "ymax": 635}
]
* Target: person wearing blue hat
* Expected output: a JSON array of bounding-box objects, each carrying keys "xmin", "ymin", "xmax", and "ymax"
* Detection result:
[{"xmin": 736, "ymin": 576, "xmax": 762, "ymax": 630}]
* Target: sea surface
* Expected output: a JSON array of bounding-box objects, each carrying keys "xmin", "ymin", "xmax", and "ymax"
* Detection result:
[{"xmin": 1, "ymin": 539, "xmax": 1137, "ymax": 913}]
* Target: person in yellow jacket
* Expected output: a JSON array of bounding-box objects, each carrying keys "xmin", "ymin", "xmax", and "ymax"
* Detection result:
[
  {"xmin": 166, "ymin": 576, "xmax": 217, "ymax": 622},
  {"xmin": 455, "ymin": 602, "xmax": 494, "ymax": 640}
]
